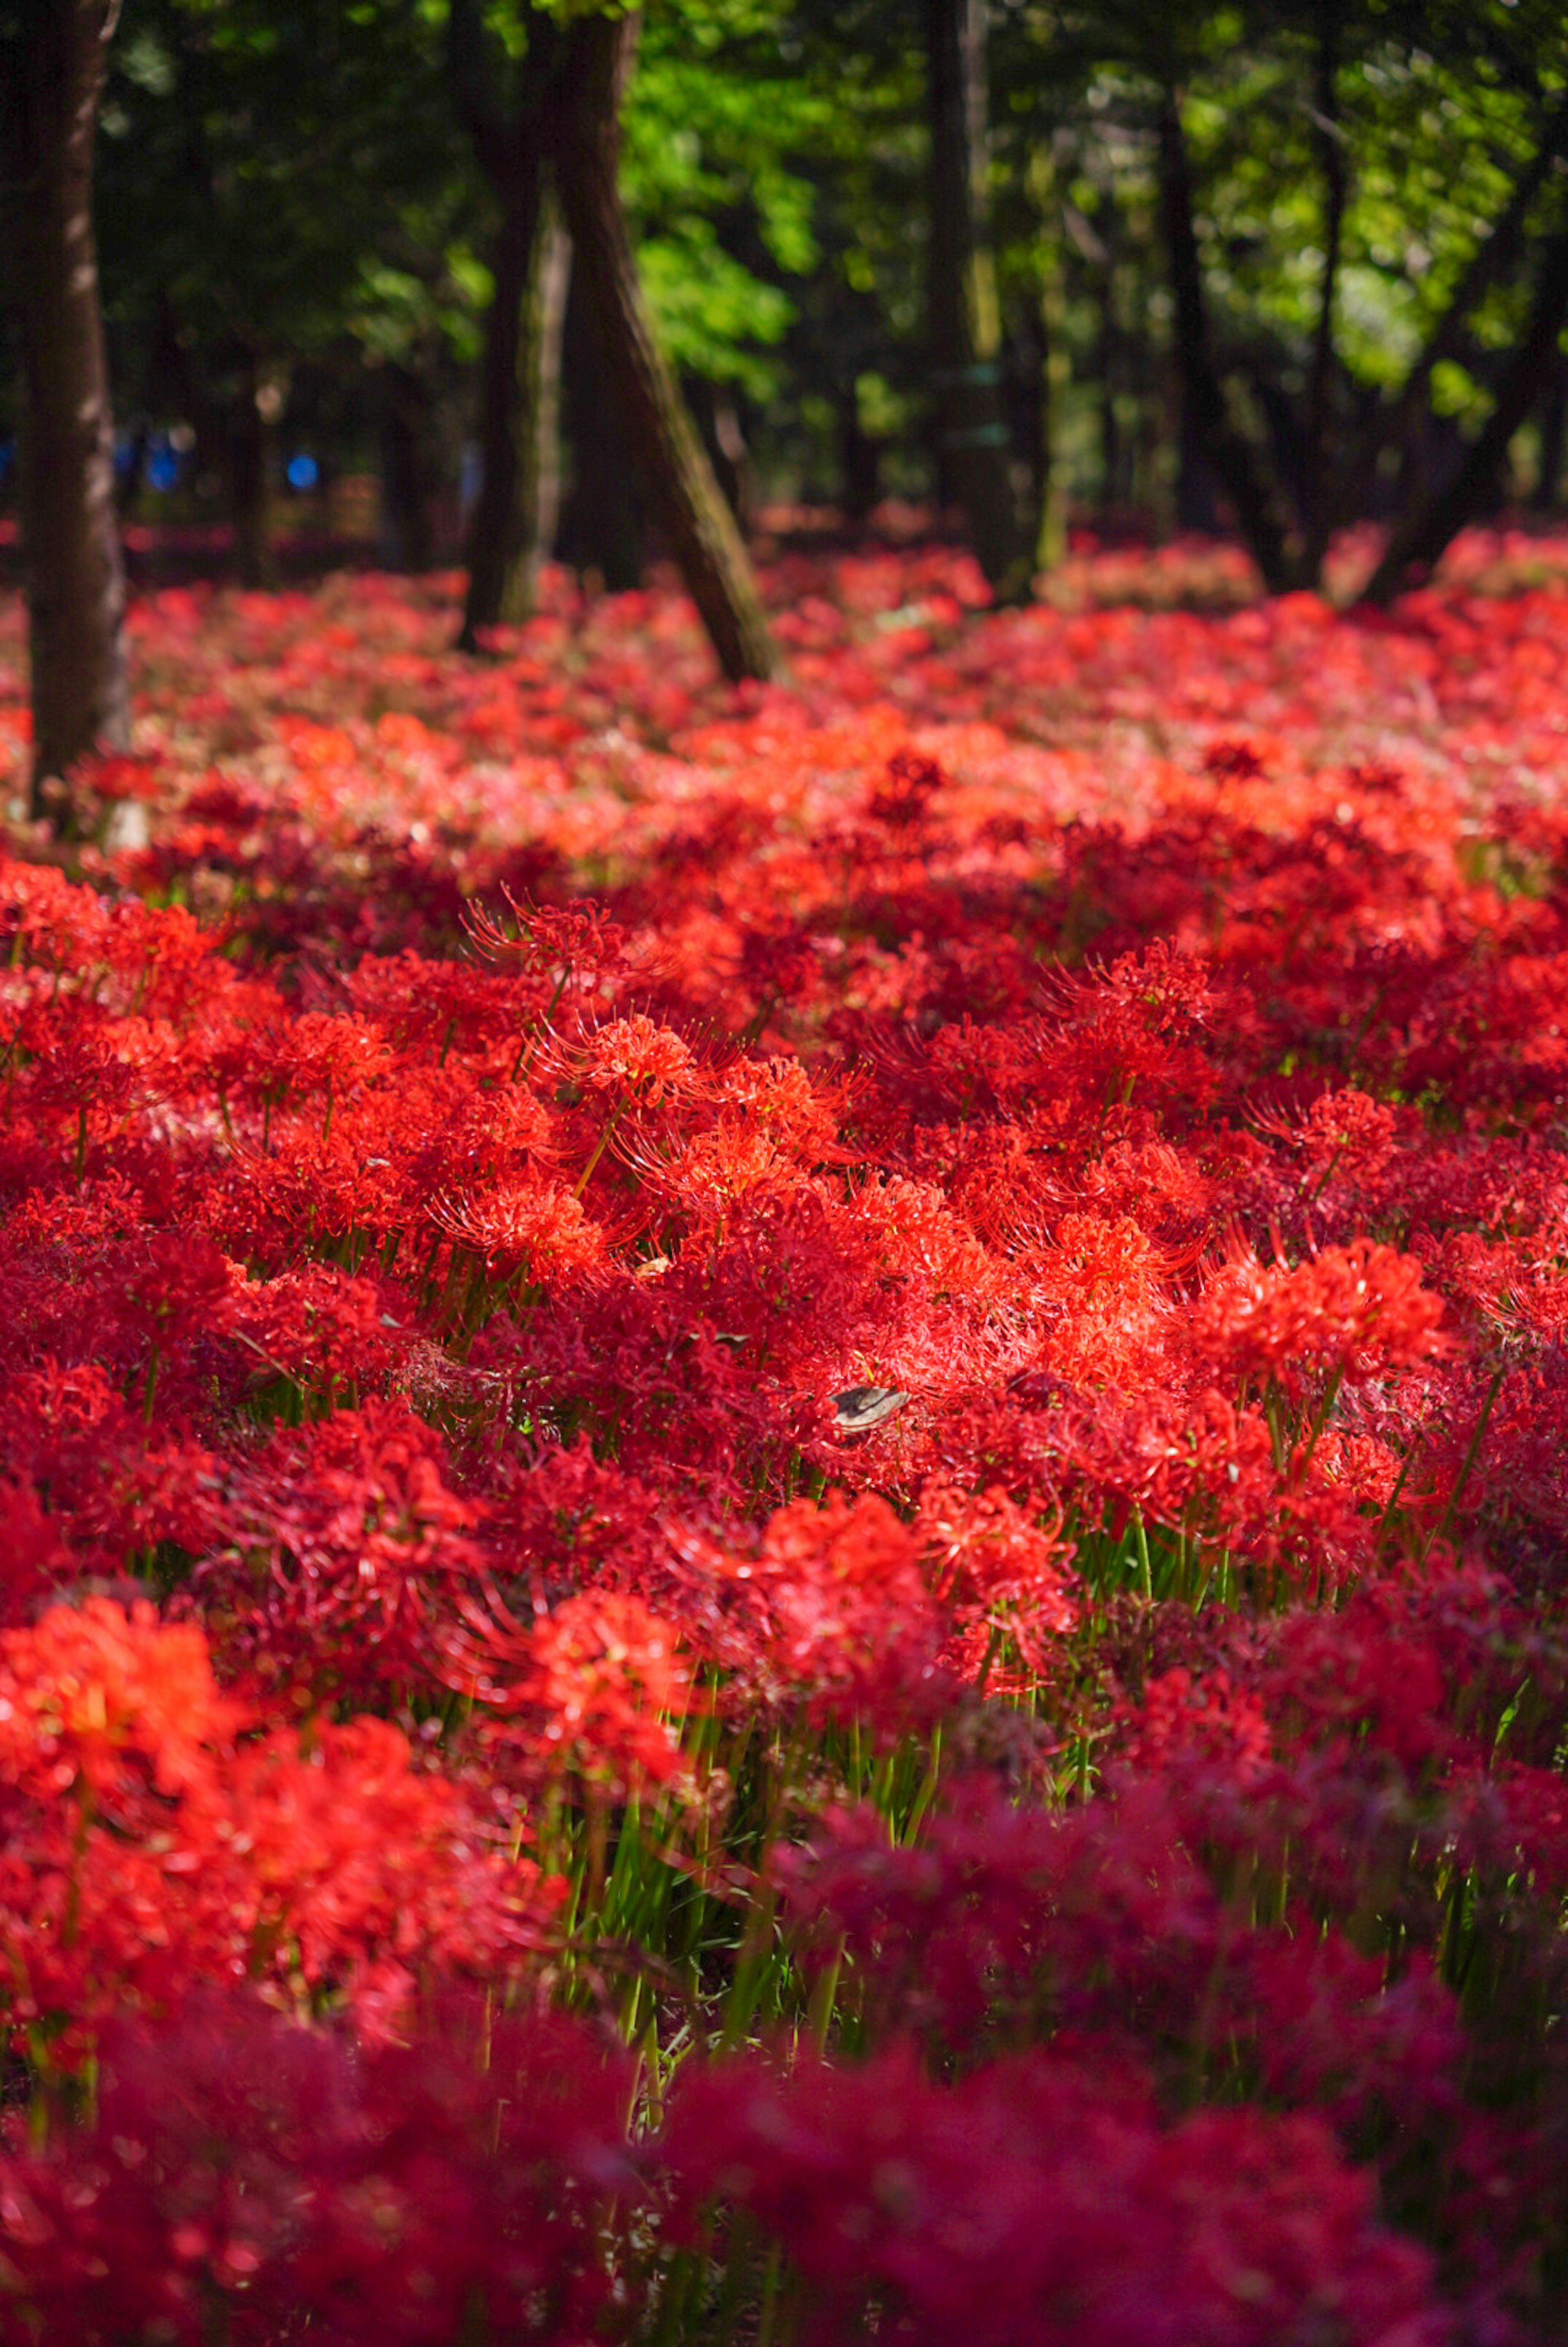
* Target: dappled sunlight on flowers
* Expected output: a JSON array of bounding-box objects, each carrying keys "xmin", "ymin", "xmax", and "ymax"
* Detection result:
[{"xmin": 2, "ymin": 534, "xmax": 1568, "ymax": 2336}]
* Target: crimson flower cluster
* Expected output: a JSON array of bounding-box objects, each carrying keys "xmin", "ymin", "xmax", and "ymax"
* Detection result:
[{"xmin": 3, "ymin": 529, "xmax": 1568, "ymax": 2338}]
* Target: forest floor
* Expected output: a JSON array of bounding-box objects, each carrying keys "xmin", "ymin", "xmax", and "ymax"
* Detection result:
[{"xmin": 1, "ymin": 531, "xmax": 1568, "ymax": 2344}]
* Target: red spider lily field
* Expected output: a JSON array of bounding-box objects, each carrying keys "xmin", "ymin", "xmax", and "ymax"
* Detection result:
[{"xmin": 5, "ymin": 532, "xmax": 1568, "ymax": 2343}]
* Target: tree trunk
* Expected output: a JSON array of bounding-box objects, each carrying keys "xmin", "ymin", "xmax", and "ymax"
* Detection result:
[
  {"xmin": 1363, "ymin": 226, "xmax": 1568, "ymax": 602},
  {"xmin": 1035, "ymin": 254, "xmax": 1069, "ymax": 571},
  {"xmin": 379, "ymin": 363, "xmax": 439, "ymax": 572},
  {"xmin": 561, "ymin": 265, "xmax": 647, "ymax": 590},
  {"xmin": 460, "ymin": 176, "xmax": 570, "ymax": 645},
  {"xmin": 1532, "ymin": 358, "xmax": 1568, "ymax": 513},
  {"xmin": 1340, "ymin": 100, "xmax": 1568, "ymax": 530},
  {"xmin": 1156, "ymin": 94, "xmax": 1301, "ymax": 592},
  {"xmin": 1300, "ymin": 0, "xmax": 1347, "ymax": 572},
  {"xmin": 228, "ymin": 357, "xmax": 276, "ymax": 589},
  {"xmin": 837, "ymin": 394, "xmax": 882, "ymax": 526},
  {"xmin": 689, "ymin": 379, "xmax": 751, "ymax": 524},
  {"xmin": 1028, "ymin": 148, "xmax": 1069, "ymax": 573},
  {"xmin": 925, "ymin": 0, "xmax": 1029, "ymax": 599},
  {"xmin": 1097, "ymin": 262, "xmax": 1121, "ymax": 524},
  {"xmin": 4, "ymin": 0, "xmax": 129, "ymax": 818},
  {"xmin": 551, "ymin": 10, "xmax": 780, "ymax": 683}
]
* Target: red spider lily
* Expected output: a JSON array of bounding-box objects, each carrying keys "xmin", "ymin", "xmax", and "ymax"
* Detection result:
[
  {"xmin": 192, "ymin": 1399, "xmax": 487, "ymax": 1701},
  {"xmin": 1195, "ymin": 1237, "xmax": 1449, "ymax": 1397},
  {"xmin": 0, "ymin": 1599, "xmax": 557, "ymax": 2059},
  {"xmin": 665, "ymin": 2040, "xmax": 1445, "ymax": 2347},
  {"xmin": 449, "ymin": 1582, "xmax": 695, "ymax": 1791},
  {"xmin": 6, "ymin": 538, "xmax": 1568, "ymax": 2336},
  {"xmin": 713, "ymin": 1491, "xmax": 944, "ymax": 1731},
  {"xmin": 0, "ymin": 1996, "xmax": 636, "ymax": 2346}
]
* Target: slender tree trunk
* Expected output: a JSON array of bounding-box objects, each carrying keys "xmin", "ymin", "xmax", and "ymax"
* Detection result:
[
  {"xmin": 379, "ymin": 362, "xmax": 439, "ymax": 572},
  {"xmin": 689, "ymin": 379, "xmax": 751, "ymax": 524},
  {"xmin": 552, "ymin": 10, "xmax": 780, "ymax": 683},
  {"xmin": 1176, "ymin": 385, "xmax": 1222, "ymax": 533},
  {"xmin": 1532, "ymin": 358, "xmax": 1568, "ymax": 513},
  {"xmin": 1097, "ymin": 263, "xmax": 1121, "ymax": 523},
  {"xmin": 1029, "ymin": 148, "xmax": 1069, "ymax": 573},
  {"xmin": 228, "ymin": 356, "xmax": 276, "ymax": 589},
  {"xmin": 4, "ymin": 0, "xmax": 129, "ymax": 817},
  {"xmin": 925, "ymin": 0, "xmax": 1029, "ymax": 598},
  {"xmin": 1363, "ymin": 227, "xmax": 1568, "ymax": 602},
  {"xmin": 837, "ymin": 393, "xmax": 882, "ymax": 526},
  {"xmin": 116, "ymin": 421, "xmax": 148, "ymax": 518},
  {"xmin": 1301, "ymin": 0, "xmax": 1346, "ymax": 571},
  {"xmin": 1156, "ymin": 94, "xmax": 1301, "ymax": 592},
  {"xmin": 459, "ymin": 175, "xmax": 570, "ymax": 645}
]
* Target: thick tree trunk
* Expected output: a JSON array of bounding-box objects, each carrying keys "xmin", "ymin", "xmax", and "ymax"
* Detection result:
[
  {"xmin": 1157, "ymin": 96, "xmax": 1302, "ymax": 592},
  {"xmin": 460, "ymin": 176, "xmax": 570, "ymax": 645},
  {"xmin": 5, "ymin": 0, "xmax": 129, "ymax": 817},
  {"xmin": 552, "ymin": 11, "xmax": 780, "ymax": 683},
  {"xmin": 925, "ymin": 0, "xmax": 1029, "ymax": 598},
  {"xmin": 561, "ymin": 266, "xmax": 647, "ymax": 590},
  {"xmin": 1363, "ymin": 227, "xmax": 1568, "ymax": 603}
]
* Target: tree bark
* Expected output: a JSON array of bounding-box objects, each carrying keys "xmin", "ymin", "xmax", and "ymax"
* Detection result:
[
  {"xmin": 561, "ymin": 264, "xmax": 647, "ymax": 590},
  {"xmin": 4, "ymin": 0, "xmax": 130, "ymax": 817},
  {"xmin": 228, "ymin": 355, "xmax": 276, "ymax": 589},
  {"xmin": 837, "ymin": 393, "xmax": 882, "ymax": 526},
  {"xmin": 1532, "ymin": 357, "xmax": 1568, "ymax": 512},
  {"xmin": 379, "ymin": 362, "xmax": 439, "ymax": 572},
  {"xmin": 1339, "ymin": 99, "xmax": 1568, "ymax": 533},
  {"xmin": 1027, "ymin": 147, "xmax": 1069, "ymax": 572},
  {"xmin": 459, "ymin": 173, "xmax": 570, "ymax": 645},
  {"xmin": 1363, "ymin": 225, "xmax": 1568, "ymax": 602},
  {"xmin": 551, "ymin": 10, "xmax": 780, "ymax": 683},
  {"xmin": 925, "ymin": 0, "xmax": 1029, "ymax": 598},
  {"xmin": 1156, "ymin": 94, "xmax": 1301, "ymax": 592},
  {"xmin": 1300, "ymin": 0, "xmax": 1347, "ymax": 572}
]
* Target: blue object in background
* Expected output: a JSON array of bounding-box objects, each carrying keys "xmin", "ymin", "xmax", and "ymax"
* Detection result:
[
  {"xmin": 148, "ymin": 445, "xmax": 181, "ymax": 492},
  {"xmin": 286, "ymin": 453, "xmax": 319, "ymax": 491}
]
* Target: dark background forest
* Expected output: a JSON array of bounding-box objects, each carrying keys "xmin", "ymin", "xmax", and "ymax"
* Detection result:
[{"xmin": 4, "ymin": 0, "xmax": 1568, "ymax": 794}]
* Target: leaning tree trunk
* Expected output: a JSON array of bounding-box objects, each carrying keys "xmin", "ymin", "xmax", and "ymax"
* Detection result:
[
  {"xmin": 925, "ymin": 0, "xmax": 1029, "ymax": 599},
  {"xmin": 551, "ymin": 10, "xmax": 780, "ymax": 684},
  {"xmin": 460, "ymin": 172, "xmax": 571, "ymax": 646},
  {"xmin": 1363, "ymin": 226, "xmax": 1568, "ymax": 603},
  {"xmin": 4, "ymin": 0, "xmax": 129, "ymax": 819}
]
